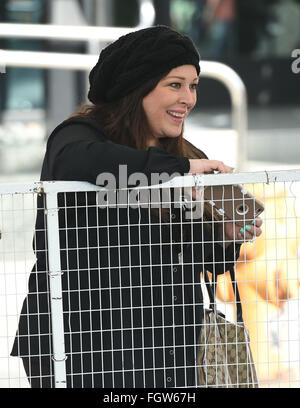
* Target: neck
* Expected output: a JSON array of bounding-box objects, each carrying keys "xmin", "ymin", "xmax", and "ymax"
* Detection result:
[{"xmin": 146, "ymin": 136, "xmax": 159, "ymax": 148}]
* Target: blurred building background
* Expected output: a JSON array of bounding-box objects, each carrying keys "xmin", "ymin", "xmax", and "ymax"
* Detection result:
[{"xmin": 0, "ymin": 0, "xmax": 299, "ymax": 180}]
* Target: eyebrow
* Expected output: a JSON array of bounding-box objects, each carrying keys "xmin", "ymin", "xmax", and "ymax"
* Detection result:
[{"xmin": 166, "ymin": 75, "xmax": 199, "ymax": 81}]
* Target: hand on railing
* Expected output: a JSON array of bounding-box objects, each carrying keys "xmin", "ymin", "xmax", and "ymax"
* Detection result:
[{"xmin": 188, "ymin": 159, "xmax": 234, "ymax": 175}]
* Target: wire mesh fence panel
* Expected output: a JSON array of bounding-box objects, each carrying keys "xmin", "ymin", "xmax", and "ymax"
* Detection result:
[
  {"xmin": 223, "ymin": 178, "xmax": 300, "ymax": 388},
  {"xmin": 1, "ymin": 171, "xmax": 300, "ymax": 388},
  {"xmin": 55, "ymin": 184, "xmax": 207, "ymax": 388},
  {"xmin": 0, "ymin": 189, "xmax": 48, "ymax": 388}
]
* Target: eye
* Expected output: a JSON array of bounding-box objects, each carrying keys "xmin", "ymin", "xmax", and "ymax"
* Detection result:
[
  {"xmin": 170, "ymin": 82, "xmax": 181, "ymax": 89},
  {"xmin": 190, "ymin": 83, "xmax": 199, "ymax": 90}
]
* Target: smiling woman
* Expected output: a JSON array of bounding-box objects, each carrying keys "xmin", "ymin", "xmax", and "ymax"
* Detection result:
[{"xmin": 10, "ymin": 25, "xmax": 262, "ymax": 388}]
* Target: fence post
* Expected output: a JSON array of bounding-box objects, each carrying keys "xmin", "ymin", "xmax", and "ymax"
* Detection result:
[{"xmin": 45, "ymin": 191, "xmax": 67, "ymax": 388}]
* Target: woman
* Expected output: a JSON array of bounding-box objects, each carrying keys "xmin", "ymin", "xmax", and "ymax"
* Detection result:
[{"xmin": 11, "ymin": 25, "xmax": 262, "ymax": 388}]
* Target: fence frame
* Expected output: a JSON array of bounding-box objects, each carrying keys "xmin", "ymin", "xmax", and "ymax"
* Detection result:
[
  {"xmin": 45, "ymin": 192, "xmax": 67, "ymax": 388},
  {"xmin": 1, "ymin": 168, "xmax": 300, "ymax": 196}
]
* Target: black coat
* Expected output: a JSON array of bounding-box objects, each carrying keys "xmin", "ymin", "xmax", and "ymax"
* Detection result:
[{"xmin": 11, "ymin": 117, "xmax": 240, "ymax": 388}]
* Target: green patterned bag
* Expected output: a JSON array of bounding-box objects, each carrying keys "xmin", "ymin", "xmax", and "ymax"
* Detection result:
[{"xmin": 197, "ymin": 269, "xmax": 259, "ymax": 388}]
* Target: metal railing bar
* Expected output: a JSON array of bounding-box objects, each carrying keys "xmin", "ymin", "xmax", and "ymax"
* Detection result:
[
  {"xmin": 0, "ymin": 49, "xmax": 97, "ymax": 70},
  {"xmin": 0, "ymin": 23, "xmax": 135, "ymax": 42},
  {"xmin": 1, "ymin": 170, "xmax": 300, "ymax": 196},
  {"xmin": 200, "ymin": 61, "xmax": 248, "ymax": 172}
]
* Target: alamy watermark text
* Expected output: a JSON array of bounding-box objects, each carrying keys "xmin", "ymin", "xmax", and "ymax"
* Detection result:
[{"xmin": 291, "ymin": 49, "xmax": 300, "ymax": 74}]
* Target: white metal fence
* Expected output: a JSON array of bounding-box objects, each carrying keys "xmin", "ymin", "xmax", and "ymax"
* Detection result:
[{"xmin": 1, "ymin": 169, "xmax": 300, "ymax": 388}]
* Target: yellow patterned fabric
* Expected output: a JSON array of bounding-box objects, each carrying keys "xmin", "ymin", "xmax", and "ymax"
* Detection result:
[{"xmin": 197, "ymin": 309, "xmax": 259, "ymax": 388}]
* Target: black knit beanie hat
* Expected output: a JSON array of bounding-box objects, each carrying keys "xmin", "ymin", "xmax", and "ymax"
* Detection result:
[{"xmin": 88, "ymin": 25, "xmax": 200, "ymax": 104}]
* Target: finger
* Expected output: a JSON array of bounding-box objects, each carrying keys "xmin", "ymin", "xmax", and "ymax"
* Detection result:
[
  {"xmin": 254, "ymin": 227, "xmax": 262, "ymax": 237},
  {"xmin": 213, "ymin": 161, "xmax": 233, "ymax": 174},
  {"xmin": 237, "ymin": 225, "xmax": 262, "ymax": 241},
  {"xmin": 251, "ymin": 217, "xmax": 263, "ymax": 228},
  {"xmin": 237, "ymin": 226, "xmax": 254, "ymax": 241},
  {"xmin": 254, "ymin": 217, "xmax": 263, "ymax": 228},
  {"xmin": 218, "ymin": 163, "xmax": 233, "ymax": 174},
  {"xmin": 243, "ymin": 223, "xmax": 263, "ymax": 236},
  {"xmin": 223, "ymin": 165, "xmax": 234, "ymax": 173},
  {"xmin": 237, "ymin": 232, "xmax": 253, "ymax": 241}
]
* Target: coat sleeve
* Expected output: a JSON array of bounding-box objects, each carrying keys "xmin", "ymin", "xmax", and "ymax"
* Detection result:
[
  {"xmin": 201, "ymin": 221, "xmax": 241, "ymax": 276},
  {"xmin": 45, "ymin": 123, "xmax": 190, "ymax": 185}
]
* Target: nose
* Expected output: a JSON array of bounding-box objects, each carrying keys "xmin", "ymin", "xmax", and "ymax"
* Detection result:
[{"xmin": 178, "ymin": 86, "xmax": 196, "ymax": 109}]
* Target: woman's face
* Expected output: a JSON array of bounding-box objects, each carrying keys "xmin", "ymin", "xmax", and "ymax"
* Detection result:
[{"xmin": 142, "ymin": 65, "xmax": 198, "ymax": 146}]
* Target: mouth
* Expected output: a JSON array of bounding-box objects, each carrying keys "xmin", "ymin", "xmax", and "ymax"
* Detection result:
[{"xmin": 166, "ymin": 110, "xmax": 186, "ymax": 123}]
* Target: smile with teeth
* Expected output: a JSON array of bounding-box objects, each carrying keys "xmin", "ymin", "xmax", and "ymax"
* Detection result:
[{"xmin": 167, "ymin": 110, "xmax": 185, "ymax": 118}]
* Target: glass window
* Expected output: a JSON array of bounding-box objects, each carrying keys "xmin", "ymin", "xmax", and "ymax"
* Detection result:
[
  {"xmin": 1, "ymin": 0, "xmax": 46, "ymax": 110},
  {"xmin": 169, "ymin": 0, "xmax": 300, "ymax": 60}
]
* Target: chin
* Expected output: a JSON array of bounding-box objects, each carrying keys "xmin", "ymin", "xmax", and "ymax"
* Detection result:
[
  {"xmin": 155, "ymin": 126, "xmax": 183, "ymax": 141},
  {"xmin": 165, "ymin": 128, "xmax": 183, "ymax": 139},
  {"xmin": 170, "ymin": 131, "xmax": 182, "ymax": 139}
]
